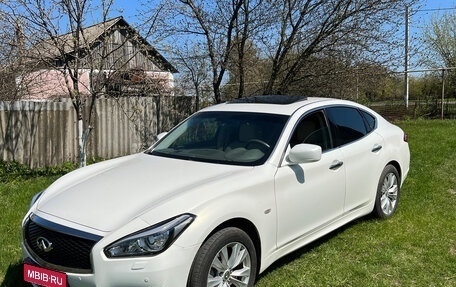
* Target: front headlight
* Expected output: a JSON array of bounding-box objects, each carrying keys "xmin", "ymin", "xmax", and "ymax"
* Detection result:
[{"xmin": 104, "ymin": 214, "xmax": 195, "ymax": 258}]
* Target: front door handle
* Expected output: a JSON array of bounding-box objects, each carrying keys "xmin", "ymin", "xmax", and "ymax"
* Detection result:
[
  {"xmin": 372, "ymin": 144, "xmax": 383, "ymax": 153},
  {"xmin": 329, "ymin": 160, "xmax": 344, "ymax": 170}
]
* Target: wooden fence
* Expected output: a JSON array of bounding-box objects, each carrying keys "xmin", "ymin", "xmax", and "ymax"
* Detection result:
[{"xmin": 0, "ymin": 96, "xmax": 194, "ymax": 168}]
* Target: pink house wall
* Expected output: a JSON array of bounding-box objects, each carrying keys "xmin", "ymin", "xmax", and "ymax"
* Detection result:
[
  {"xmin": 19, "ymin": 69, "xmax": 92, "ymax": 100},
  {"xmin": 18, "ymin": 70, "xmax": 174, "ymax": 100}
]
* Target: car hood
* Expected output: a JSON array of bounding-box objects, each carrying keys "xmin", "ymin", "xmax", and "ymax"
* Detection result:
[{"xmin": 35, "ymin": 153, "xmax": 250, "ymax": 232}]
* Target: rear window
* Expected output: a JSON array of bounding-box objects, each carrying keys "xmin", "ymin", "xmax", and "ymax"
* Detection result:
[
  {"xmin": 326, "ymin": 107, "xmax": 367, "ymax": 147},
  {"xmin": 360, "ymin": 110, "xmax": 377, "ymax": 133}
]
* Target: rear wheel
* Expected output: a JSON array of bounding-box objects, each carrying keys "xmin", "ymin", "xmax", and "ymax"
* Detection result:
[
  {"xmin": 189, "ymin": 227, "xmax": 257, "ymax": 287},
  {"xmin": 373, "ymin": 165, "xmax": 400, "ymax": 219}
]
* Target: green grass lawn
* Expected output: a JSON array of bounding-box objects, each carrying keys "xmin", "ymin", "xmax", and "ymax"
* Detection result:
[
  {"xmin": 0, "ymin": 176, "xmax": 59, "ymax": 287},
  {"xmin": 1, "ymin": 120, "xmax": 455, "ymax": 287}
]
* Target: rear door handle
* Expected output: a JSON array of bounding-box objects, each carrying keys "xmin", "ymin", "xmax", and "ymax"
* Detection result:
[
  {"xmin": 329, "ymin": 160, "xmax": 344, "ymax": 170},
  {"xmin": 372, "ymin": 144, "xmax": 383, "ymax": 153}
]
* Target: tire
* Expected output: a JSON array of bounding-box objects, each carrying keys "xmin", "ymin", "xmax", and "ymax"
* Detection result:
[
  {"xmin": 188, "ymin": 227, "xmax": 257, "ymax": 287},
  {"xmin": 372, "ymin": 165, "xmax": 400, "ymax": 219}
]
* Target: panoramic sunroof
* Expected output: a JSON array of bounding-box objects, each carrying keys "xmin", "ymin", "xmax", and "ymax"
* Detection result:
[{"xmin": 228, "ymin": 95, "xmax": 307, "ymax": 105}]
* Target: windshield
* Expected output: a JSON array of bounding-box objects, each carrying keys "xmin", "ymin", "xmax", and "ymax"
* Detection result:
[{"xmin": 149, "ymin": 111, "xmax": 288, "ymax": 166}]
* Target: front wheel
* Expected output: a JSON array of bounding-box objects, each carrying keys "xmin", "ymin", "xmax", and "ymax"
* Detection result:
[
  {"xmin": 188, "ymin": 227, "xmax": 257, "ymax": 287},
  {"xmin": 372, "ymin": 165, "xmax": 400, "ymax": 219}
]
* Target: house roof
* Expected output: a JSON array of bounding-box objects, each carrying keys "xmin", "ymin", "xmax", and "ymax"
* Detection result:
[{"xmin": 28, "ymin": 16, "xmax": 178, "ymax": 73}]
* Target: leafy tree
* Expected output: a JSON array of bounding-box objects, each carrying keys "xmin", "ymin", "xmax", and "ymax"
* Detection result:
[{"xmin": 422, "ymin": 12, "xmax": 456, "ymax": 97}]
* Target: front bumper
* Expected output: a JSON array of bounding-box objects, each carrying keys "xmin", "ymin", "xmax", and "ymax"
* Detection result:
[{"xmin": 22, "ymin": 241, "xmax": 198, "ymax": 287}]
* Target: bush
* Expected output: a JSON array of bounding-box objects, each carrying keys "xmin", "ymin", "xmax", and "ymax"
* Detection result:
[{"xmin": 0, "ymin": 160, "xmax": 77, "ymax": 182}]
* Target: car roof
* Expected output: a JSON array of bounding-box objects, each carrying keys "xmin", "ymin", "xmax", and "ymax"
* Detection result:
[{"xmin": 201, "ymin": 95, "xmax": 336, "ymax": 115}]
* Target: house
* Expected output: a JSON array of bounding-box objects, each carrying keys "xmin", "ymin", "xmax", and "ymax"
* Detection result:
[{"xmin": 18, "ymin": 16, "xmax": 178, "ymax": 100}]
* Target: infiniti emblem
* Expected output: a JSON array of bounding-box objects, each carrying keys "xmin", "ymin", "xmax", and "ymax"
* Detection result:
[{"xmin": 36, "ymin": 237, "xmax": 53, "ymax": 252}]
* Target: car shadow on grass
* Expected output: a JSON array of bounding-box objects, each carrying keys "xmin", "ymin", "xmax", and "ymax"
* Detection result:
[
  {"xmin": 256, "ymin": 217, "xmax": 368, "ymax": 282},
  {"xmin": 1, "ymin": 260, "xmax": 32, "ymax": 287}
]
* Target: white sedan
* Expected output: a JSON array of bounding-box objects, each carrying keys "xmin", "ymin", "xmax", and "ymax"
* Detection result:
[{"xmin": 22, "ymin": 96, "xmax": 410, "ymax": 287}]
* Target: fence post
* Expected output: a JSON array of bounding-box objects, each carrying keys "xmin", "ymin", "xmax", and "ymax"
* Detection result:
[{"xmin": 441, "ymin": 69, "xmax": 445, "ymax": 120}]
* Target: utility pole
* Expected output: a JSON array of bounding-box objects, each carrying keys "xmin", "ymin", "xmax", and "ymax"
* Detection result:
[
  {"xmin": 441, "ymin": 69, "xmax": 445, "ymax": 119},
  {"xmin": 404, "ymin": 5, "xmax": 409, "ymax": 109}
]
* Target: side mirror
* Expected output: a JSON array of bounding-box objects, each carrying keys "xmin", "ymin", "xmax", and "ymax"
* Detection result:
[
  {"xmin": 287, "ymin": 144, "xmax": 322, "ymax": 164},
  {"xmin": 146, "ymin": 132, "xmax": 168, "ymax": 150},
  {"xmin": 156, "ymin": 132, "xmax": 168, "ymax": 141}
]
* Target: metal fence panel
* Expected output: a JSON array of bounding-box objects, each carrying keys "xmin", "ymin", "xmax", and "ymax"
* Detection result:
[{"xmin": 0, "ymin": 96, "xmax": 194, "ymax": 167}]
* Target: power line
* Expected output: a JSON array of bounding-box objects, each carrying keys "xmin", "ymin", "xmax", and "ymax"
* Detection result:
[
  {"xmin": 413, "ymin": 7, "xmax": 456, "ymax": 13},
  {"xmin": 397, "ymin": 67, "xmax": 456, "ymax": 74}
]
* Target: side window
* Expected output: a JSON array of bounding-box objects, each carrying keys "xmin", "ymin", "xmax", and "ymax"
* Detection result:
[
  {"xmin": 360, "ymin": 110, "xmax": 376, "ymax": 133},
  {"xmin": 290, "ymin": 110, "xmax": 331, "ymax": 151},
  {"xmin": 326, "ymin": 107, "xmax": 367, "ymax": 147}
]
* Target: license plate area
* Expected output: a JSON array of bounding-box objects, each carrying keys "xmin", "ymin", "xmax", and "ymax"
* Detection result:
[{"xmin": 24, "ymin": 263, "xmax": 67, "ymax": 287}]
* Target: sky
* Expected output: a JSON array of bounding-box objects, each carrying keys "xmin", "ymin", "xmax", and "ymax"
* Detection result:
[
  {"xmin": 106, "ymin": 0, "xmax": 149, "ymax": 23},
  {"xmin": 109, "ymin": 1, "xmax": 456, "ymax": 26},
  {"xmin": 95, "ymin": 0, "xmax": 456, "ymax": 74},
  {"xmin": 406, "ymin": 0, "xmax": 456, "ymax": 71},
  {"xmin": 410, "ymin": 0, "xmax": 456, "ymax": 43},
  {"xmin": 107, "ymin": 1, "xmax": 456, "ymax": 30},
  {"xmin": 419, "ymin": 0, "xmax": 456, "ymax": 10},
  {"xmin": 109, "ymin": 0, "xmax": 456, "ymax": 20},
  {"xmin": 107, "ymin": 0, "xmax": 456, "ymax": 67}
]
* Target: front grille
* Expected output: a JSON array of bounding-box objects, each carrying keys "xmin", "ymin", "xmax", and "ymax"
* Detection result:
[{"xmin": 24, "ymin": 216, "xmax": 101, "ymax": 273}]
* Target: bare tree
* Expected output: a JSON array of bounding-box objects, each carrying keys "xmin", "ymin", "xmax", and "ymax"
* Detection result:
[
  {"xmin": 224, "ymin": 39, "xmax": 266, "ymax": 99},
  {"xmin": 4, "ymin": 0, "xmax": 113, "ymax": 166},
  {"xmin": 259, "ymin": 0, "xmax": 417, "ymax": 95},
  {"xmin": 0, "ymin": 6, "xmax": 28, "ymax": 101},
  {"xmin": 231, "ymin": 0, "xmax": 267, "ymax": 99},
  {"xmin": 146, "ymin": 0, "xmax": 254, "ymax": 103},
  {"xmin": 180, "ymin": 0, "xmax": 245, "ymax": 103},
  {"xmin": 173, "ymin": 42, "xmax": 211, "ymax": 110},
  {"xmin": 6, "ymin": 0, "xmax": 172, "ymax": 167},
  {"xmin": 148, "ymin": 0, "xmax": 416, "ymax": 100}
]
